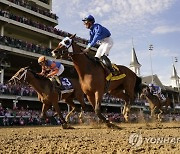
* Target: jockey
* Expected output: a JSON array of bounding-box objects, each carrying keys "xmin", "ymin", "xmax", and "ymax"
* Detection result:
[
  {"xmin": 82, "ymin": 15, "xmax": 116, "ymax": 75},
  {"xmin": 38, "ymin": 56, "xmax": 64, "ymax": 86},
  {"xmin": 149, "ymin": 83, "xmax": 166, "ymax": 101}
]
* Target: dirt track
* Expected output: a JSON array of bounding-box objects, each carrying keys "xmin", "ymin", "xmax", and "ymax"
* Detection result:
[{"xmin": 0, "ymin": 122, "xmax": 180, "ymax": 154}]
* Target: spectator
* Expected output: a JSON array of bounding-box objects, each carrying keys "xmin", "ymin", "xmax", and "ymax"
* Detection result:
[
  {"xmin": 3, "ymin": 116, "xmax": 9, "ymax": 126},
  {"xmin": 19, "ymin": 116, "xmax": 25, "ymax": 125}
]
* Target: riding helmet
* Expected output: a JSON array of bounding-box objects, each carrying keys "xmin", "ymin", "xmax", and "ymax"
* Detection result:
[
  {"xmin": 149, "ymin": 83, "xmax": 154, "ymax": 87},
  {"xmin": 38, "ymin": 56, "xmax": 46, "ymax": 63},
  {"xmin": 82, "ymin": 15, "xmax": 95, "ymax": 23}
]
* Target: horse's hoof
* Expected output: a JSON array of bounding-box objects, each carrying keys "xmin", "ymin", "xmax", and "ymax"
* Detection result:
[
  {"xmin": 62, "ymin": 123, "xmax": 74, "ymax": 129},
  {"xmin": 106, "ymin": 122, "xmax": 121, "ymax": 129}
]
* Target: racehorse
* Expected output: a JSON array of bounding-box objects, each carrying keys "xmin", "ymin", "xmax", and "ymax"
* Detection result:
[
  {"xmin": 9, "ymin": 67, "xmax": 86, "ymax": 128},
  {"xmin": 163, "ymin": 97, "xmax": 174, "ymax": 110},
  {"xmin": 51, "ymin": 35, "xmax": 142, "ymax": 127},
  {"xmin": 140, "ymin": 86, "xmax": 174, "ymax": 121}
]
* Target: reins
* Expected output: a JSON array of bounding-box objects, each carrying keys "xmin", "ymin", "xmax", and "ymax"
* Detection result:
[{"xmin": 10, "ymin": 68, "xmax": 27, "ymax": 85}]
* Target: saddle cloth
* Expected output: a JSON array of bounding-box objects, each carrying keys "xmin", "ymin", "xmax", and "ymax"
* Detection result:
[
  {"xmin": 59, "ymin": 77, "xmax": 74, "ymax": 94},
  {"xmin": 106, "ymin": 64, "xmax": 126, "ymax": 81},
  {"xmin": 87, "ymin": 55, "xmax": 126, "ymax": 81}
]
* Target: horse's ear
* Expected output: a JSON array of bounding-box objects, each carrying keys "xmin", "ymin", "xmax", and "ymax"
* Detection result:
[
  {"xmin": 70, "ymin": 34, "xmax": 76, "ymax": 39},
  {"xmin": 24, "ymin": 66, "xmax": 30, "ymax": 70}
]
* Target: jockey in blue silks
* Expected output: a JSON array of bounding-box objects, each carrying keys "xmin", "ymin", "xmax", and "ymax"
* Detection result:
[
  {"xmin": 149, "ymin": 83, "xmax": 166, "ymax": 102},
  {"xmin": 82, "ymin": 15, "xmax": 117, "ymax": 75}
]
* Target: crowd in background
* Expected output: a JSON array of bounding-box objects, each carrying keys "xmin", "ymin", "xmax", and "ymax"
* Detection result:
[
  {"xmin": 0, "ymin": 103, "xmax": 180, "ymax": 126},
  {"xmin": 0, "ymin": 83, "xmax": 145, "ymax": 107},
  {"xmin": 0, "ymin": 104, "xmax": 125, "ymax": 126},
  {"xmin": 0, "ymin": 36, "xmax": 52, "ymax": 56},
  {"xmin": 0, "ymin": 83, "xmax": 37, "ymax": 97},
  {"xmin": 0, "ymin": 9, "xmax": 88, "ymax": 45},
  {"xmin": 7, "ymin": 0, "xmax": 57, "ymax": 19}
]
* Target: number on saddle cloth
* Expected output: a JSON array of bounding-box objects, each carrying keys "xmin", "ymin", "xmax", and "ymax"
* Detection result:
[{"xmin": 60, "ymin": 78, "xmax": 73, "ymax": 90}]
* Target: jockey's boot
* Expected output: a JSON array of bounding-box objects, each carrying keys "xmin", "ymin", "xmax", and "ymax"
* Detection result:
[
  {"xmin": 54, "ymin": 76, "xmax": 62, "ymax": 90},
  {"xmin": 101, "ymin": 55, "xmax": 118, "ymax": 76},
  {"xmin": 94, "ymin": 57, "xmax": 100, "ymax": 62}
]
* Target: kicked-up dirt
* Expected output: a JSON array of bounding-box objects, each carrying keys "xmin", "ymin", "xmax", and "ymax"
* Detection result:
[{"xmin": 0, "ymin": 122, "xmax": 180, "ymax": 154}]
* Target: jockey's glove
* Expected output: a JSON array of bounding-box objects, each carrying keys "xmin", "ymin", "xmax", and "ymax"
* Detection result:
[{"xmin": 83, "ymin": 47, "xmax": 91, "ymax": 53}]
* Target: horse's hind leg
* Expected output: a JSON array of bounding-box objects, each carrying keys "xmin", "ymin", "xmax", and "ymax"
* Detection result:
[
  {"xmin": 64, "ymin": 99, "xmax": 76, "ymax": 123},
  {"xmin": 76, "ymin": 95, "xmax": 87, "ymax": 123},
  {"xmin": 158, "ymin": 109, "xmax": 163, "ymax": 122},
  {"xmin": 112, "ymin": 91, "xmax": 130, "ymax": 122}
]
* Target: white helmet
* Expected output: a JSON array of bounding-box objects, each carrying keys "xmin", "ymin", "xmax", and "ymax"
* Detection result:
[{"xmin": 149, "ymin": 83, "xmax": 154, "ymax": 87}]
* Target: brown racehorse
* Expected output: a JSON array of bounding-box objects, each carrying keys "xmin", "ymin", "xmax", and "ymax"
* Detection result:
[
  {"xmin": 140, "ymin": 86, "xmax": 174, "ymax": 121},
  {"xmin": 9, "ymin": 67, "xmax": 86, "ymax": 128},
  {"xmin": 51, "ymin": 35, "xmax": 142, "ymax": 127}
]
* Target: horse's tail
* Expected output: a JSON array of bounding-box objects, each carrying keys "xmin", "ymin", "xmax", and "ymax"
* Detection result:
[{"xmin": 134, "ymin": 76, "xmax": 142, "ymax": 94}]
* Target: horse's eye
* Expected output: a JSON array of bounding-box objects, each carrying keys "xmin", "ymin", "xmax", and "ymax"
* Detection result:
[{"xmin": 65, "ymin": 40, "xmax": 70, "ymax": 45}]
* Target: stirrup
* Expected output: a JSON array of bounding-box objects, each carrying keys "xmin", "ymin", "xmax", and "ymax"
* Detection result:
[{"xmin": 112, "ymin": 71, "xmax": 119, "ymax": 76}]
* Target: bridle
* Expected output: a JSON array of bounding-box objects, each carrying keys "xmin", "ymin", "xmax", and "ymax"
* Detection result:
[
  {"xmin": 52, "ymin": 37, "xmax": 87, "ymax": 58},
  {"xmin": 140, "ymin": 86, "xmax": 150, "ymax": 98},
  {"xmin": 9, "ymin": 68, "xmax": 28, "ymax": 85}
]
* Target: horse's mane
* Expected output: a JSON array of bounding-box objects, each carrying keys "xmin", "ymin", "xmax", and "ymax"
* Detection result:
[{"xmin": 28, "ymin": 69, "xmax": 49, "ymax": 81}]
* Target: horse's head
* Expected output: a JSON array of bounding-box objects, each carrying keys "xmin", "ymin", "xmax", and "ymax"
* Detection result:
[
  {"xmin": 140, "ymin": 86, "xmax": 151, "ymax": 99},
  {"xmin": 9, "ymin": 67, "xmax": 29, "ymax": 85},
  {"xmin": 52, "ymin": 34, "xmax": 82, "ymax": 59}
]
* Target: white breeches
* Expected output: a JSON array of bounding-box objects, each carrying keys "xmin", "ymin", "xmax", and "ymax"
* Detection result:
[
  {"xmin": 56, "ymin": 64, "xmax": 64, "ymax": 76},
  {"xmin": 95, "ymin": 37, "xmax": 113, "ymax": 58}
]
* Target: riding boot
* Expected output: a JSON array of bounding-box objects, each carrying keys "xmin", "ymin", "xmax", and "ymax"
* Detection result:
[
  {"xmin": 54, "ymin": 76, "xmax": 62, "ymax": 90},
  {"xmin": 101, "ymin": 55, "xmax": 118, "ymax": 75},
  {"xmin": 94, "ymin": 57, "xmax": 100, "ymax": 62}
]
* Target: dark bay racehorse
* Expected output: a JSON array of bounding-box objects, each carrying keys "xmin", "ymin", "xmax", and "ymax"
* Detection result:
[
  {"xmin": 140, "ymin": 86, "xmax": 174, "ymax": 121},
  {"xmin": 51, "ymin": 35, "xmax": 142, "ymax": 127},
  {"xmin": 9, "ymin": 67, "xmax": 86, "ymax": 128}
]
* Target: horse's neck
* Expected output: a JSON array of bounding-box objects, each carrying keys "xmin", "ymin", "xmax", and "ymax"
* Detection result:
[
  {"xmin": 26, "ymin": 72, "xmax": 49, "ymax": 94},
  {"xmin": 145, "ymin": 93, "xmax": 155, "ymax": 102},
  {"xmin": 72, "ymin": 54, "xmax": 93, "ymax": 79}
]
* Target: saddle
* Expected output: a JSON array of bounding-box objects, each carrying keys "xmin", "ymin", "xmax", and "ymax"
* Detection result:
[
  {"xmin": 52, "ymin": 77, "xmax": 74, "ymax": 94},
  {"xmin": 87, "ymin": 55, "xmax": 120, "ymax": 76},
  {"xmin": 89, "ymin": 56, "xmax": 126, "ymax": 81}
]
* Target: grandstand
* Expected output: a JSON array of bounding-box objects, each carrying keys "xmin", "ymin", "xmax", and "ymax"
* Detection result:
[
  {"xmin": 0, "ymin": 0, "xmax": 125, "ymax": 113},
  {"xmin": 0, "ymin": 0, "xmax": 86, "ymax": 109}
]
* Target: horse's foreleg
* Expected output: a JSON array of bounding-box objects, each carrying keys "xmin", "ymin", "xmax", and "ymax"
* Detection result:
[
  {"xmin": 41, "ymin": 103, "xmax": 50, "ymax": 119},
  {"xmin": 51, "ymin": 98, "xmax": 66, "ymax": 125},
  {"xmin": 94, "ymin": 92, "xmax": 109, "ymax": 124},
  {"xmin": 86, "ymin": 93, "xmax": 108, "ymax": 124},
  {"xmin": 112, "ymin": 91, "xmax": 130, "ymax": 122},
  {"xmin": 151, "ymin": 106, "xmax": 157, "ymax": 120}
]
